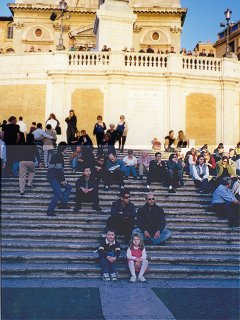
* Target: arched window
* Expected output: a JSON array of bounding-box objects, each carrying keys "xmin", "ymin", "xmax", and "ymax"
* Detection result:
[{"xmin": 7, "ymin": 24, "xmax": 13, "ymax": 39}]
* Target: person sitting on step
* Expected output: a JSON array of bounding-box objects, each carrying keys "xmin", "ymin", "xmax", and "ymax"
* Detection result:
[
  {"xmin": 146, "ymin": 152, "xmax": 168, "ymax": 190},
  {"xmin": 212, "ymin": 177, "xmax": 240, "ymax": 228},
  {"xmin": 104, "ymin": 153, "xmax": 125, "ymax": 190},
  {"xmin": 133, "ymin": 193, "xmax": 172, "ymax": 245},
  {"xmin": 138, "ymin": 150, "xmax": 152, "ymax": 180},
  {"xmin": 106, "ymin": 188, "xmax": 136, "ymax": 241},
  {"xmin": 98, "ymin": 229, "xmax": 121, "ymax": 281},
  {"xmin": 192, "ymin": 155, "xmax": 210, "ymax": 194},
  {"xmin": 164, "ymin": 130, "xmax": 176, "ymax": 152},
  {"xmin": 127, "ymin": 233, "xmax": 149, "ymax": 283},
  {"xmin": 151, "ymin": 137, "xmax": 161, "ymax": 150},
  {"xmin": 122, "ymin": 149, "xmax": 138, "ymax": 180},
  {"xmin": 166, "ymin": 153, "xmax": 184, "ymax": 193},
  {"xmin": 74, "ymin": 167, "xmax": 101, "ymax": 212}
]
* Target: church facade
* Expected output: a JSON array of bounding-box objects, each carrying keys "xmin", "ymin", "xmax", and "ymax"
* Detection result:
[{"xmin": 0, "ymin": 0, "xmax": 239, "ymax": 148}]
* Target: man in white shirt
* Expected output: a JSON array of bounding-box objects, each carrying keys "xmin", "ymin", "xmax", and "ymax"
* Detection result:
[{"xmin": 17, "ymin": 116, "xmax": 27, "ymax": 134}]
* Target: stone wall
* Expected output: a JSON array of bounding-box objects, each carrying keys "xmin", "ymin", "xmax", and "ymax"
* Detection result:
[{"xmin": 0, "ymin": 84, "xmax": 46, "ymax": 129}]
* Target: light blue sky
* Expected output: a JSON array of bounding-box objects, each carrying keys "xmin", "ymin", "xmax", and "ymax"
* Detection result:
[{"xmin": 1, "ymin": 0, "xmax": 240, "ymax": 50}]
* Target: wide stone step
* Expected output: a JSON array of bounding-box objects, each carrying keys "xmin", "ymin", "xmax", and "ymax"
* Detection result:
[
  {"xmin": 1, "ymin": 199, "xmax": 210, "ymax": 209},
  {"xmin": 2, "ymin": 230, "xmax": 239, "ymax": 244},
  {"xmin": 2, "ymin": 240, "xmax": 239, "ymax": 255},
  {"xmin": 2, "ymin": 251, "xmax": 239, "ymax": 267},
  {"xmin": 1, "ymin": 214, "xmax": 229, "ymax": 227},
  {"xmin": 2, "ymin": 222, "xmax": 237, "ymax": 235},
  {"xmin": 2, "ymin": 262, "xmax": 239, "ymax": 279}
]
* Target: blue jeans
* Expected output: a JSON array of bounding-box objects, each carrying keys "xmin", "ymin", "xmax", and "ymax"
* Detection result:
[
  {"xmin": 71, "ymin": 158, "xmax": 78, "ymax": 169},
  {"xmin": 132, "ymin": 227, "xmax": 172, "ymax": 245},
  {"xmin": 124, "ymin": 166, "xmax": 137, "ymax": 178},
  {"xmin": 47, "ymin": 179, "xmax": 72, "ymax": 212},
  {"xmin": 98, "ymin": 254, "xmax": 116, "ymax": 274}
]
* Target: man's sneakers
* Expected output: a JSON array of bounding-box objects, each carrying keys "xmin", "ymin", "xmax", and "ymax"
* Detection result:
[
  {"xmin": 102, "ymin": 273, "xmax": 111, "ymax": 281},
  {"xmin": 110, "ymin": 273, "xmax": 117, "ymax": 281},
  {"xmin": 138, "ymin": 275, "xmax": 147, "ymax": 282},
  {"xmin": 104, "ymin": 185, "xmax": 109, "ymax": 191},
  {"xmin": 130, "ymin": 275, "xmax": 137, "ymax": 282},
  {"xmin": 74, "ymin": 206, "xmax": 81, "ymax": 211},
  {"xmin": 168, "ymin": 185, "xmax": 176, "ymax": 193},
  {"xmin": 102, "ymin": 273, "xmax": 118, "ymax": 281},
  {"xmin": 146, "ymin": 185, "xmax": 150, "ymax": 190}
]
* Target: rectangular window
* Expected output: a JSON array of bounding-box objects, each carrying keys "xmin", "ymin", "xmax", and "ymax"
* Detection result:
[{"xmin": 7, "ymin": 26, "xmax": 13, "ymax": 39}]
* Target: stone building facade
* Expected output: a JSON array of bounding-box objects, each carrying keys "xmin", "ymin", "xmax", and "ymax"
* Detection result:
[
  {"xmin": 0, "ymin": 0, "xmax": 186, "ymax": 53},
  {"xmin": 0, "ymin": 0, "xmax": 239, "ymax": 148}
]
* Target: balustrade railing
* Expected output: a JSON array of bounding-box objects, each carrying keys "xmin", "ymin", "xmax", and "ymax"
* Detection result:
[
  {"xmin": 182, "ymin": 56, "xmax": 222, "ymax": 72},
  {"xmin": 124, "ymin": 53, "xmax": 168, "ymax": 68},
  {"xmin": 68, "ymin": 52, "xmax": 110, "ymax": 66},
  {"xmin": 68, "ymin": 52, "xmax": 227, "ymax": 75}
]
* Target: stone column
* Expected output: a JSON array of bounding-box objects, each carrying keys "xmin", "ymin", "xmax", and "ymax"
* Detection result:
[{"xmin": 94, "ymin": 0, "xmax": 137, "ymax": 51}]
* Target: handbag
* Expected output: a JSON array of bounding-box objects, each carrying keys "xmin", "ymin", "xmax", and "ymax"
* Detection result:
[{"xmin": 56, "ymin": 121, "xmax": 61, "ymax": 135}]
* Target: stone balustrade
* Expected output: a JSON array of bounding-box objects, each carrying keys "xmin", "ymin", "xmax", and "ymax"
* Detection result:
[{"xmin": 0, "ymin": 51, "xmax": 239, "ymax": 79}]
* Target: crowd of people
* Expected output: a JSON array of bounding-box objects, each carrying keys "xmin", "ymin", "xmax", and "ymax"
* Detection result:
[
  {"xmin": 1, "ymin": 113, "xmax": 239, "ymax": 282},
  {"xmin": 2, "ymin": 44, "xmax": 240, "ymax": 61}
]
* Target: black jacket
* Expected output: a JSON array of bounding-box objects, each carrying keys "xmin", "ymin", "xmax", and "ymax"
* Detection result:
[
  {"xmin": 76, "ymin": 175, "xmax": 98, "ymax": 190},
  {"xmin": 137, "ymin": 203, "xmax": 166, "ymax": 236},
  {"xmin": 98, "ymin": 238, "xmax": 121, "ymax": 258}
]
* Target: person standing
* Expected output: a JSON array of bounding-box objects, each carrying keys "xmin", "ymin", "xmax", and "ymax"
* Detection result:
[
  {"xmin": 65, "ymin": 110, "xmax": 77, "ymax": 145},
  {"xmin": 116, "ymin": 115, "xmax": 128, "ymax": 152},
  {"xmin": 18, "ymin": 134, "xmax": 42, "ymax": 195},
  {"xmin": 46, "ymin": 142, "xmax": 72, "ymax": 216},
  {"xmin": 133, "ymin": 193, "xmax": 172, "ymax": 245},
  {"xmin": 43, "ymin": 124, "xmax": 57, "ymax": 168},
  {"xmin": 93, "ymin": 115, "xmax": 106, "ymax": 147},
  {"xmin": 2, "ymin": 116, "xmax": 20, "ymax": 176},
  {"xmin": 46, "ymin": 113, "xmax": 59, "ymax": 130},
  {"xmin": 17, "ymin": 116, "xmax": 27, "ymax": 144}
]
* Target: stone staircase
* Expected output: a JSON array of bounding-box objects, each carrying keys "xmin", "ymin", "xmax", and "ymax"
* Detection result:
[{"xmin": 1, "ymin": 149, "xmax": 240, "ymax": 279}]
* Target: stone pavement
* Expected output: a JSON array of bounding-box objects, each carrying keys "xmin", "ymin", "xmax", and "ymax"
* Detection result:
[{"xmin": 2, "ymin": 278, "xmax": 239, "ymax": 320}]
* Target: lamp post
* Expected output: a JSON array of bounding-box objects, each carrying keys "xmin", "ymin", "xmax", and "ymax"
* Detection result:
[
  {"xmin": 56, "ymin": 0, "xmax": 68, "ymax": 50},
  {"xmin": 224, "ymin": 8, "xmax": 232, "ymax": 56}
]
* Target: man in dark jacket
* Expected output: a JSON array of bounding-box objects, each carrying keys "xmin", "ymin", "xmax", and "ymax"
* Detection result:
[
  {"xmin": 133, "ymin": 193, "xmax": 172, "ymax": 245},
  {"xmin": 146, "ymin": 152, "xmax": 168, "ymax": 190},
  {"xmin": 74, "ymin": 167, "xmax": 101, "ymax": 211},
  {"xmin": 47, "ymin": 142, "xmax": 72, "ymax": 216},
  {"xmin": 106, "ymin": 188, "xmax": 136, "ymax": 240}
]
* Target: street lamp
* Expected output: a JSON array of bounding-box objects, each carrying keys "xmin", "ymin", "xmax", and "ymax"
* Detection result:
[
  {"xmin": 220, "ymin": 8, "xmax": 232, "ymax": 57},
  {"xmin": 56, "ymin": 0, "xmax": 68, "ymax": 51}
]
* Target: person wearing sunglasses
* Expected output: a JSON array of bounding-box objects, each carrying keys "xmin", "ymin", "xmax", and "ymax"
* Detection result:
[
  {"xmin": 106, "ymin": 188, "xmax": 136, "ymax": 241},
  {"xmin": 133, "ymin": 193, "xmax": 171, "ymax": 245}
]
